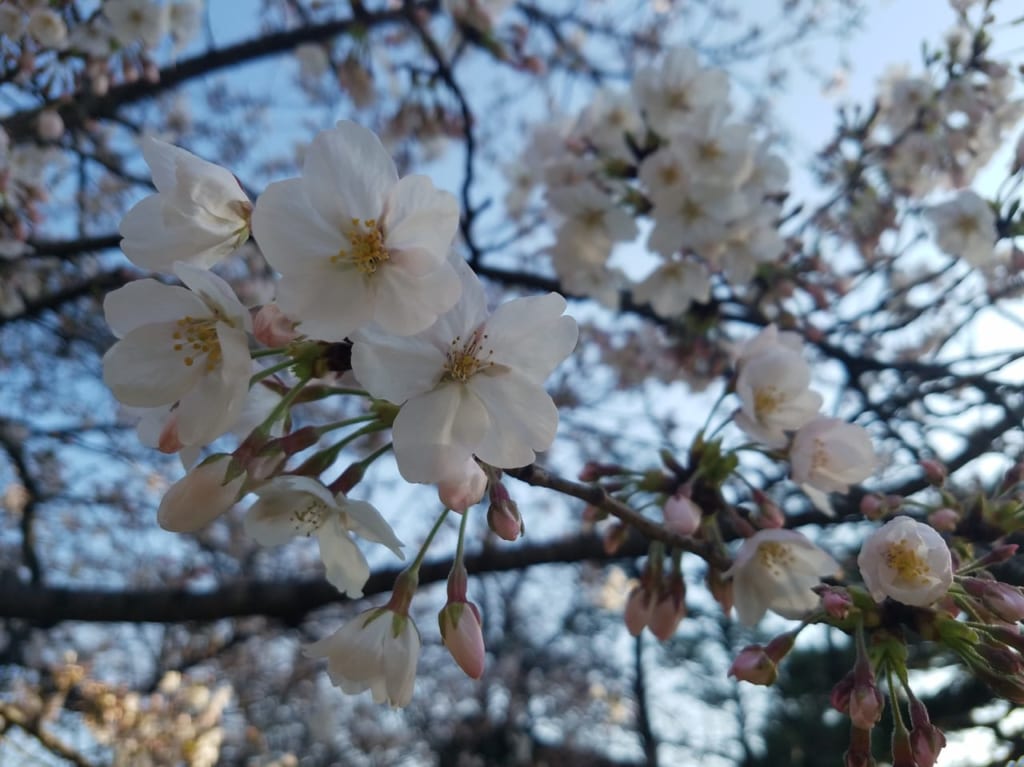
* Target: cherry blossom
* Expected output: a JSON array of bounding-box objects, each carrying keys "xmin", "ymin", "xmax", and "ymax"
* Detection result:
[
  {"xmin": 790, "ymin": 417, "xmax": 875, "ymax": 495},
  {"xmin": 351, "ymin": 262, "xmax": 577, "ymax": 484},
  {"xmin": 102, "ymin": 263, "xmax": 253, "ymax": 448},
  {"xmin": 726, "ymin": 528, "xmax": 840, "ymax": 626},
  {"xmin": 733, "ymin": 344, "xmax": 823, "ymax": 448},
  {"xmin": 251, "ymin": 121, "xmax": 461, "ymax": 342},
  {"xmin": 120, "ymin": 137, "xmax": 252, "ymax": 271},
  {"xmin": 245, "ymin": 476, "xmax": 404, "ymax": 598},
  {"xmin": 857, "ymin": 516, "xmax": 953, "ymax": 607},
  {"xmin": 306, "ymin": 608, "xmax": 421, "ymax": 707},
  {"xmin": 925, "ymin": 190, "xmax": 998, "ymax": 266}
]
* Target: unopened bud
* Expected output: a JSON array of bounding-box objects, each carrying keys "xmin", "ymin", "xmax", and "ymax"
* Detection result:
[
  {"xmin": 817, "ymin": 585, "xmax": 854, "ymax": 620},
  {"xmin": 36, "ymin": 109, "xmax": 64, "ymax": 141},
  {"xmin": 662, "ymin": 493, "xmax": 701, "ymax": 537},
  {"xmin": 707, "ymin": 567, "xmax": 733, "ymax": 614},
  {"xmin": 487, "ymin": 485, "xmax": 522, "ymax": 541},
  {"xmin": 439, "ymin": 600, "xmax": 485, "ymax": 679},
  {"xmin": 860, "ymin": 494, "xmax": 885, "ymax": 520},
  {"xmin": 624, "ymin": 585, "xmax": 654, "ymax": 637},
  {"xmin": 330, "ymin": 462, "xmax": 365, "ymax": 495},
  {"xmin": 728, "ymin": 645, "xmax": 777, "ymax": 686},
  {"xmin": 927, "ymin": 507, "xmax": 958, "ymax": 532},
  {"xmin": 908, "ymin": 696, "xmax": 946, "ymax": 767},
  {"xmin": 752, "ymin": 489, "xmax": 784, "ymax": 529},
  {"xmin": 891, "ymin": 723, "xmax": 915, "ymax": 767},
  {"xmin": 963, "ymin": 577, "xmax": 1024, "ymax": 623},
  {"xmin": 849, "ymin": 677, "xmax": 884, "ymax": 730},
  {"xmin": 919, "ymin": 458, "xmax": 947, "ymax": 485},
  {"xmin": 648, "ymin": 574, "xmax": 686, "ymax": 641},
  {"xmin": 831, "ymin": 672, "xmax": 854, "ymax": 713}
]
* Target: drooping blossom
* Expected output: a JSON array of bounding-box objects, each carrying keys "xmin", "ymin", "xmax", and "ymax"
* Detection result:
[
  {"xmin": 251, "ymin": 121, "xmax": 461, "ymax": 342},
  {"xmin": 305, "ymin": 608, "xmax": 420, "ymax": 707},
  {"xmin": 120, "ymin": 137, "xmax": 252, "ymax": 271},
  {"xmin": 245, "ymin": 476, "xmax": 403, "ymax": 598},
  {"xmin": 725, "ymin": 528, "xmax": 840, "ymax": 626},
  {"xmin": 857, "ymin": 516, "xmax": 953, "ymax": 607},
  {"xmin": 351, "ymin": 262, "xmax": 577, "ymax": 484},
  {"xmin": 103, "ymin": 263, "xmax": 253, "ymax": 449},
  {"xmin": 789, "ymin": 417, "xmax": 875, "ymax": 495}
]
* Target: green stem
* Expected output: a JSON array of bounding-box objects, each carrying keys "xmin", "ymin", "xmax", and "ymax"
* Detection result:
[
  {"xmin": 257, "ymin": 372, "xmax": 312, "ymax": 433},
  {"xmin": 455, "ymin": 502, "xmax": 470, "ymax": 564},
  {"xmin": 316, "ymin": 414, "xmax": 379, "ymax": 435},
  {"xmin": 250, "ymin": 358, "xmax": 295, "ymax": 385},
  {"xmin": 251, "ymin": 346, "xmax": 290, "ymax": 358},
  {"xmin": 409, "ymin": 508, "xmax": 451, "ymax": 574}
]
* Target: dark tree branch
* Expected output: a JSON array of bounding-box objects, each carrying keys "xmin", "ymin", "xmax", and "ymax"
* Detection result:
[{"xmin": 0, "ymin": 533, "xmax": 646, "ymax": 625}]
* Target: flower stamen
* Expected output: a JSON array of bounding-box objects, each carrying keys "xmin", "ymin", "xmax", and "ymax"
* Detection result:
[
  {"xmin": 172, "ymin": 315, "xmax": 222, "ymax": 373},
  {"xmin": 334, "ymin": 218, "xmax": 389, "ymax": 275}
]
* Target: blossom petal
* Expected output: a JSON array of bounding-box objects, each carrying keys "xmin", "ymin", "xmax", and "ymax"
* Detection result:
[
  {"xmin": 318, "ymin": 517, "xmax": 371, "ymax": 597},
  {"xmin": 470, "ymin": 370, "xmax": 558, "ymax": 468},
  {"xmin": 103, "ymin": 279, "xmax": 207, "ymax": 338},
  {"xmin": 383, "ymin": 175, "xmax": 459, "ymax": 270},
  {"xmin": 392, "ymin": 385, "xmax": 489, "ymax": 483},
  {"xmin": 371, "ymin": 260, "xmax": 461, "ymax": 336},
  {"xmin": 303, "ymin": 121, "xmax": 397, "ymax": 228},
  {"xmin": 351, "ymin": 331, "xmax": 446, "ymax": 404},
  {"xmin": 275, "ymin": 267, "xmax": 373, "ymax": 342},
  {"xmin": 103, "ymin": 322, "xmax": 203, "ymax": 406},
  {"xmin": 251, "ymin": 178, "xmax": 342, "ymax": 271},
  {"xmin": 484, "ymin": 293, "xmax": 578, "ymax": 381}
]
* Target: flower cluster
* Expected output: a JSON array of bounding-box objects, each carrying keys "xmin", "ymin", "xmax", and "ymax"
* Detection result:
[
  {"xmin": 505, "ymin": 45, "xmax": 790, "ymax": 316},
  {"xmin": 101, "ymin": 120, "xmax": 577, "ymax": 709}
]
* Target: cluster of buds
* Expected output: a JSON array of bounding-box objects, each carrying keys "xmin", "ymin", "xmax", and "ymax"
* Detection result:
[{"xmin": 623, "ymin": 558, "xmax": 687, "ymax": 641}]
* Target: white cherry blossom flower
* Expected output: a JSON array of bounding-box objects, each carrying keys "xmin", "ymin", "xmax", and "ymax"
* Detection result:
[
  {"xmin": 120, "ymin": 137, "xmax": 252, "ymax": 271},
  {"xmin": 306, "ymin": 608, "xmax": 420, "ymax": 707},
  {"xmin": 351, "ymin": 263, "xmax": 578, "ymax": 484},
  {"xmin": 102, "ymin": 263, "xmax": 252, "ymax": 448},
  {"xmin": 632, "ymin": 46, "xmax": 730, "ymax": 134},
  {"xmin": 726, "ymin": 528, "xmax": 839, "ymax": 626},
  {"xmin": 925, "ymin": 190, "xmax": 998, "ymax": 267},
  {"xmin": 857, "ymin": 516, "xmax": 953, "ymax": 607},
  {"xmin": 734, "ymin": 345, "xmax": 823, "ymax": 448},
  {"xmin": 27, "ymin": 9, "xmax": 68, "ymax": 49},
  {"xmin": 789, "ymin": 417, "xmax": 875, "ymax": 494},
  {"xmin": 632, "ymin": 260, "xmax": 711, "ymax": 317},
  {"xmin": 245, "ymin": 476, "xmax": 403, "ymax": 597},
  {"xmin": 251, "ymin": 121, "xmax": 461, "ymax": 342},
  {"xmin": 104, "ymin": 0, "xmax": 169, "ymax": 48}
]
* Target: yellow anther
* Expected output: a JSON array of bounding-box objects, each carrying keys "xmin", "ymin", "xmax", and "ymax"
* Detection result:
[
  {"xmin": 443, "ymin": 329, "xmax": 494, "ymax": 383},
  {"xmin": 884, "ymin": 540, "xmax": 928, "ymax": 584},
  {"xmin": 757, "ymin": 541, "xmax": 795, "ymax": 576},
  {"xmin": 173, "ymin": 316, "xmax": 222, "ymax": 371},
  {"xmin": 754, "ymin": 386, "xmax": 784, "ymax": 418},
  {"xmin": 333, "ymin": 219, "xmax": 389, "ymax": 275},
  {"xmin": 291, "ymin": 499, "xmax": 328, "ymax": 536}
]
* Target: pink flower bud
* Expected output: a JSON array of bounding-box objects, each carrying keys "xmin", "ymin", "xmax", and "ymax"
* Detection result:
[
  {"xmin": 253, "ymin": 304, "xmax": 300, "ymax": 347},
  {"xmin": 662, "ymin": 493, "xmax": 701, "ymax": 537},
  {"xmin": 818, "ymin": 585, "xmax": 854, "ymax": 620},
  {"xmin": 860, "ymin": 494, "xmax": 885, "ymax": 520},
  {"xmin": 648, "ymin": 575, "xmax": 686, "ymax": 641},
  {"xmin": 919, "ymin": 458, "xmax": 947, "ymax": 485},
  {"xmin": 908, "ymin": 696, "xmax": 946, "ymax": 767},
  {"xmin": 624, "ymin": 585, "xmax": 654, "ymax": 637},
  {"xmin": 438, "ymin": 601, "xmax": 485, "ymax": 680},
  {"xmin": 927, "ymin": 507, "xmax": 958, "ymax": 532},
  {"xmin": 157, "ymin": 455, "xmax": 245, "ymax": 532},
  {"xmin": 831, "ymin": 672, "xmax": 854, "ymax": 713},
  {"xmin": 707, "ymin": 567, "xmax": 733, "ymax": 614},
  {"xmin": 752, "ymin": 490, "xmax": 785, "ymax": 529},
  {"xmin": 963, "ymin": 577, "xmax": 1024, "ymax": 623},
  {"xmin": 36, "ymin": 109, "xmax": 64, "ymax": 141},
  {"xmin": 849, "ymin": 678, "xmax": 884, "ymax": 730},
  {"xmin": 891, "ymin": 724, "xmax": 915, "ymax": 767},
  {"xmin": 728, "ymin": 645, "xmax": 777, "ymax": 686},
  {"xmin": 438, "ymin": 458, "xmax": 487, "ymax": 512},
  {"xmin": 486, "ymin": 485, "xmax": 522, "ymax": 541}
]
